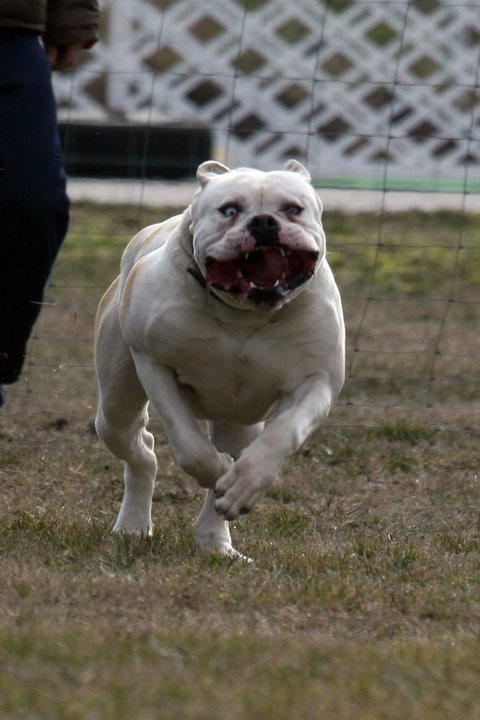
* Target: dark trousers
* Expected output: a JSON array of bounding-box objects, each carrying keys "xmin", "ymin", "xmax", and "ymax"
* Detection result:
[{"xmin": 0, "ymin": 29, "xmax": 69, "ymax": 383}]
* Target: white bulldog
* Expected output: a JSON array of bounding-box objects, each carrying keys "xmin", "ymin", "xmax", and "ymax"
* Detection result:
[{"xmin": 94, "ymin": 160, "xmax": 345, "ymax": 557}]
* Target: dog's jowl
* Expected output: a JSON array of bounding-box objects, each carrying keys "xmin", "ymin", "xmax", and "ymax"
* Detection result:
[{"xmin": 94, "ymin": 160, "xmax": 345, "ymax": 558}]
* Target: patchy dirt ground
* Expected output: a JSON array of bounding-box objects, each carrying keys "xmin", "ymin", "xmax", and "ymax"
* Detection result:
[{"xmin": 1, "ymin": 206, "xmax": 479, "ymax": 719}]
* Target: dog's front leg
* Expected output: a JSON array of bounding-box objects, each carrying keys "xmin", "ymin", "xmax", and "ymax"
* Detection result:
[
  {"xmin": 214, "ymin": 376, "xmax": 335, "ymax": 520},
  {"xmin": 195, "ymin": 422, "xmax": 264, "ymax": 557},
  {"xmin": 132, "ymin": 353, "xmax": 234, "ymax": 487}
]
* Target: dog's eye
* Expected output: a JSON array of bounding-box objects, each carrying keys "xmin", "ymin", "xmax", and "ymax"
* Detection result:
[
  {"xmin": 219, "ymin": 204, "xmax": 241, "ymax": 218},
  {"xmin": 283, "ymin": 204, "xmax": 303, "ymax": 216}
]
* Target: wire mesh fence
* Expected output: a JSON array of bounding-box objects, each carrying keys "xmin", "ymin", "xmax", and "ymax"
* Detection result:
[{"xmin": 1, "ymin": 0, "xmax": 479, "ymax": 438}]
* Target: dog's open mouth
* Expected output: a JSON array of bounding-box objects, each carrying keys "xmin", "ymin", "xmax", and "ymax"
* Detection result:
[{"xmin": 205, "ymin": 246, "xmax": 319, "ymax": 306}]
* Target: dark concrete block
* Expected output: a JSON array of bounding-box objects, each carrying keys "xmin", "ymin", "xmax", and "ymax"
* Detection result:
[{"xmin": 58, "ymin": 122, "xmax": 212, "ymax": 179}]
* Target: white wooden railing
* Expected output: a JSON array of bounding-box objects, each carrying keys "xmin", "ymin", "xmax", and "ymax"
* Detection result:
[{"xmin": 53, "ymin": 0, "xmax": 480, "ymax": 188}]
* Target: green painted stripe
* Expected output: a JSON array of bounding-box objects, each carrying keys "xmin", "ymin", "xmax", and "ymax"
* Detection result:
[{"xmin": 312, "ymin": 176, "xmax": 480, "ymax": 193}]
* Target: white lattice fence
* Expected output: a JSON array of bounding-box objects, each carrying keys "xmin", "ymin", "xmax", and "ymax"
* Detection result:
[
  {"xmin": 2, "ymin": 0, "xmax": 479, "ymax": 440},
  {"xmin": 54, "ymin": 0, "xmax": 480, "ymax": 188}
]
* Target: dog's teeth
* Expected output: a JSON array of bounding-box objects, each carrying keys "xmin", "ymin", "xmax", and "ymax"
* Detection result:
[{"xmin": 245, "ymin": 252, "xmax": 250, "ymax": 260}]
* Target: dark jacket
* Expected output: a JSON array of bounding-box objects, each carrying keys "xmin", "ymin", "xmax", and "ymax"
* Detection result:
[{"xmin": 0, "ymin": 0, "xmax": 99, "ymax": 47}]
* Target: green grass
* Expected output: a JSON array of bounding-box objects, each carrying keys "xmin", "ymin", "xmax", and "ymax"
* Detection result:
[
  {"xmin": 326, "ymin": 211, "xmax": 480, "ymax": 299},
  {"xmin": 1, "ymin": 629, "xmax": 479, "ymax": 720},
  {"xmin": 1, "ymin": 205, "xmax": 480, "ymax": 718},
  {"xmin": 1, "ymin": 424, "xmax": 479, "ymax": 719}
]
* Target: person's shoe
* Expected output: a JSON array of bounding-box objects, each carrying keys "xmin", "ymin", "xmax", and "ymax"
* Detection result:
[{"xmin": 0, "ymin": 385, "xmax": 4, "ymax": 407}]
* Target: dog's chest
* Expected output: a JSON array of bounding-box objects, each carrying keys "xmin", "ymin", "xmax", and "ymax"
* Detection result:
[{"xmin": 168, "ymin": 325, "xmax": 296, "ymax": 423}]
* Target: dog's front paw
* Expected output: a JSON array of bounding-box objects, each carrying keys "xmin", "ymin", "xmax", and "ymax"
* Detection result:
[
  {"xmin": 214, "ymin": 459, "xmax": 274, "ymax": 520},
  {"xmin": 112, "ymin": 508, "xmax": 153, "ymax": 537},
  {"xmin": 196, "ymin": 535, "xmax": 253, "ymax": 563},
  {"xmin": 112, "ymin": 522, "xmax": 153, "ymax": 537}
]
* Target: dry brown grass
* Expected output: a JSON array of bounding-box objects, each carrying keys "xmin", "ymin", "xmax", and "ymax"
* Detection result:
[{"xmin": 0, "ymin": 205, "xmax": 479, "ymax": 719}]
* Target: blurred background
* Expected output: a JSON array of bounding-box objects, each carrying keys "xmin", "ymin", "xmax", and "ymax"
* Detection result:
[
  {"xmin": 2, "ymin": 0, "xmax": 480, "ymax": 435},
  {"xmin": 55, "ymin": 0, "xmax": 480, "ymax": 191}
]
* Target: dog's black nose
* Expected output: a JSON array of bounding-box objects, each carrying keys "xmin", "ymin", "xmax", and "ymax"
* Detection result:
[{"xmin": 246, "ymin": 214, "xmax": 280, "ymax": 245}]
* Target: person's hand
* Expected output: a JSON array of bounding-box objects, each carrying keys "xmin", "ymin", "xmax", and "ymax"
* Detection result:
[{"xmin": 45, "ymin": 41, "xmax": 93, "ymax": 70}]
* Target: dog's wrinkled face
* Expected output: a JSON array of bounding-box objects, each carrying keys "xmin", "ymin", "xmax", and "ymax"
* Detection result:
[{"xmin": 189, "ymin": 160, "xmax": 325, "ymax": 311}]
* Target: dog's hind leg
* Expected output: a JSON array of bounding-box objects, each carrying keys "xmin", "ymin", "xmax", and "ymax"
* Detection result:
[
  {"xmin": 195, "ymin": 422, "xmax": 263, "ymax": 558},
  {"xmin": 95, "ymin": 286, "xmax": 157, "ymax": 535}
]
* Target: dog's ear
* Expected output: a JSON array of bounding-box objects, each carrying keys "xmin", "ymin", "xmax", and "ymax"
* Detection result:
[
  {"xmin": 196, "ymin": 161, "xmax": 231, "ymax": 187},
  {"xmin": 283, "ymin": 159, "xmax": 311, "ymax": 183},
  {"xmin": 283, "ymin": 160, "xmax": 322, "ymax": 216}
]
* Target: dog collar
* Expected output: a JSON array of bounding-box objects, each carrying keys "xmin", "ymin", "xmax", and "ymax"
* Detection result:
[{"xmin": 187, "ymin": 263, "xmax": 207, "ymax": 289}]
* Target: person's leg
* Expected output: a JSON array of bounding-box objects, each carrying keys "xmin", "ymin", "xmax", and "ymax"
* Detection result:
[{"xmin": 0, "ymin": 29, "xmax": 69, "ymax": 384}]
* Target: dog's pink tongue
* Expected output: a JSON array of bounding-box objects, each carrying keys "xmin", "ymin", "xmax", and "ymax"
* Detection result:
[{"xmin": 241, "ymin": 248, "xmax": 287, "ymax": 289}]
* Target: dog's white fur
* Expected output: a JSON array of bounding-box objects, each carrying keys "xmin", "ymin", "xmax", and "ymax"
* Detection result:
[{"xmin": 94, "ymin": 160, "xmax": 345, "ymax": 556}]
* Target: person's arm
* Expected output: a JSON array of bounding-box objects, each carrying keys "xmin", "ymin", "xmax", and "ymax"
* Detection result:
[{"xmin": 43, "ymin": 0, "xmax": 99, "ymax": 70}]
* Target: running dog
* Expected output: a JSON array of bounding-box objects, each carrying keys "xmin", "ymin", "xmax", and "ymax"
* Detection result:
[{"xmin": 94, "ymin": 160, "xmax": 345, "ymax": 557}]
